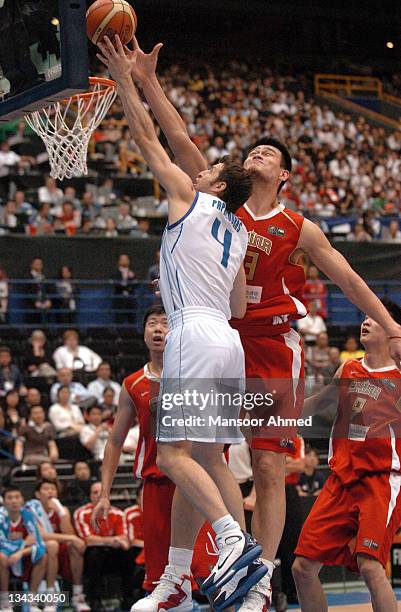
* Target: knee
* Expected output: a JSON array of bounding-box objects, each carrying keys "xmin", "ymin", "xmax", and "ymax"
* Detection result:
[
  {"xmin": 253, "ymin": 452, "xmax": 285, "ymax": 488},
  {"xmin": 292, "ymin": 556, "xmax": 318, "ymax": 583},
  {"xmin": 156, "ymin": 446, "xmax": 182, "ymax": 474},
  {"xmin": 0, "ymin": 553, "xmax": 8, "ymax": 567},
  {"xmin": 46, "ymin": 540, "xmax": 59, "ymax": 556},
  {"xmin": 358, "ymin": 556, "xmax": 384, "ymax": 586}
]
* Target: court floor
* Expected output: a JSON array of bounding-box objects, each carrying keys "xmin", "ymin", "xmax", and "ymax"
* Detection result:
[{"xmin": 289, "ymin": 590, "xmax": 401, "ymax": 610}]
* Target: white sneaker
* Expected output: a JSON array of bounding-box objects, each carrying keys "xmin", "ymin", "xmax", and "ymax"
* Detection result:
[
  {"xmin": 30, "ymin": 606, "xmax": 43, "ymax": 612},
  {"xmin": 72, "ymin": 593, "xmax": 91, "ymax": 611},
  {"xmin": 43, "ymin": 605, "xmax": 57, "ymax": 612},
  {"xmin": 237, "ymin": 581, "xmax": 272, "ymax": 612},
  {"xmin": 130, "ymin": 565, "xmax": 192, "ymax": 612},
  {"xmin": 201, "ymin": 531, "xmax": 262, "ymax": 596}
]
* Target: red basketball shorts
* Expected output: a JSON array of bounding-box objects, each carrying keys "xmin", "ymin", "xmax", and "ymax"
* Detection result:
[
  {"xmin": 240, "ymin": 328, "xmax": 304, "ymax": 454},
  {"xmin": 295, "ymin": 472, "xmax": 401, "ymax": 572},
  {"xmin": 142, "ymin": 477, "xmax": 219, "ymax": 590}
]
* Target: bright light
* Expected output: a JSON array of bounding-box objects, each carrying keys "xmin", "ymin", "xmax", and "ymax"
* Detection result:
[
  {"xmin": 51, "ymin": 17, "xmax": 60, "ymax": 26},
  {"xmin": 386, "ymin": 41, "xmax": 394, "ymax": 49}
]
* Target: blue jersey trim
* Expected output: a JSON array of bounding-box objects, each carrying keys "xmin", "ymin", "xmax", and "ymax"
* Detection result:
[
  {"xmin": 175, "ymin": 268, "xmax": 184, "ymax": 306},
  {"xmin": 170, "ymin": 224, "xmax": 183, "ymax": 253},
  {"xmin": 167, "ymin": 192, "xmax": 199, "ymax": 231}
]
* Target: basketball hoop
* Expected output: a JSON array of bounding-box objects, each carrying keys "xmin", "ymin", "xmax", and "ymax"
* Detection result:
[{"xmin": 25, "ymin": 77, "xmax": 117, "ymax": 180}]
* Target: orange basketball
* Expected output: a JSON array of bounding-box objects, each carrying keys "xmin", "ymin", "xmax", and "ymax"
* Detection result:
[{"xmin": 86, "ymin": 0, "xmax": 137, "ymax": 46}]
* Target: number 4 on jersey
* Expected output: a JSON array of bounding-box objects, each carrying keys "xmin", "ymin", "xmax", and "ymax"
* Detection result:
[{"xmin": 211, "ymin": 218, "xmax": 232, "ymax": 268}]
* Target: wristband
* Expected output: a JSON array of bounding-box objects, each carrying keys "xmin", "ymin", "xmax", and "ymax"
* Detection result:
[
  {"xmin": 51, "ymin": 498, "xmax": 67, "ymax": 518},
  {"xmin": 388, "ymin": 336, "xmax": 401, "ymax": 340}
]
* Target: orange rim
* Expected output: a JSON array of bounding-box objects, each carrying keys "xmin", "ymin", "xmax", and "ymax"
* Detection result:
[{"xmin": 61, "ymin": 77, "xmax": 117, "ymax": 104}]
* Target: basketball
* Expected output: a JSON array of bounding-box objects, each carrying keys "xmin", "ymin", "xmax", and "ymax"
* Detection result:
[{"xmin": 86, "ymin": 0, "xmax": 137, "ymax": 46}]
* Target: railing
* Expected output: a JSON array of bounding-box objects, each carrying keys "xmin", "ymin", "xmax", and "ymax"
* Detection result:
[
  {"xmin": 314, "ymin": 74, "xmax": 382, "ymax": 98},
  {"xmin": 0, "ymin": 279, "xmax": 399, "ymax": 330}
]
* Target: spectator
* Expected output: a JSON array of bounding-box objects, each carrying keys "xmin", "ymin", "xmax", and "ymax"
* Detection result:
[
  {"xmin": 0, "ymin": 346, "xmax": 26, "ymax": 397},
  {"xmin": 340, "ymin": 335, "xmax": 365, "ymax": 362},
  {"xmin": 87, "ymin": 362, "xmax": 121, "ymax": 403},
  {"xmin": 297, "ymin": 447, "xmax": 325, "ymax": 497},
  {"xmin": 54, "ymin": 201, "xmax": 81, "ymax": 235},
  {"xmin": 54, "ymin": 266, "xmax": 76, "ymax": 325},
  {"xmin": 48, "ymin": 386, "xmax": 85, "ymax": 437},
  {"xmin": 99, "ymin": 387, "xmax": 118, "ymax": 420},
  {"xmin": 303, "ymin": 265, "xmax": 328, "ymax": 318},
  {"xmin": 14, "ymin": 405, "xmax": 58, "ymax": 465},
  {"xmin": 0, "ymin": 266, "xmax": 8, "ymax": 323},
  {"xmin": 50, "ymin": 368, "xmax": 91, "ymax": 406},
  {"xmin": 0, "ymin": 486, "xmax": 48, "ymax": 612},
  {"xmin": 64, "ymin": 461, "xmax": 93, "ymax": 507},
  {"xmin": 24, "ymin": 387, "xmax": 43, "ymax": 412},
  {"xmin": 206, "ymin": 136, "xmax": 229, "ymax": 164},
  {"xmin": 28, "ymin": 202, "xmax": 54, "ymax": 235},
  {"xmin": 0, "ymin": 200, "xmax": 18, "ymax": 233},
  {"xmin": 103, "ymin": 217, "xmax": 118, "ymax": 237},
  {"xmin": 382, "ymin": 219, "xmax": 401, "ymax": 242},
  {"xmin": 147, "ymin": 250, "xmax": 160, "ymax": 283},
  {"xmin": 0, "ymin": 141, "xmax": 21, "ymax": 176},
  {"xmin": 23, "ymin": 330, "xmax": 56, "ymax": 378},
  {"xmin": 73, "ymin": 481, "xmax": 134, "ymax": 610},
  {"xmin": 131, "ymin": 218, "xmax": 150, "ymax": 238},
  {"xmin": 79, "ymin": 405, "xmax": 110, "ymax": 461},
  {"xmin": 308, "ymin": 332, "xmax": 331, "ymax": 375},
  {"xmin": 53, "ymin": 330, "xmax": 102, "ymax": 373},
  {"xmin": 346, "ymin": 222, "xmax": 372, "ymax": 242},
  {"xmin": 14, "ymin": 190, "xmax": 34, "ymax": 217},
  {"xmin": 24, "ymin": 257, "xmax": 52, "ymax": 324},
  {"xmin": 80, "ymin": 192, "xmax": 99, "ymax": 224},
  {"xmin": 28, "ymin": 480, "xmax": 90, "ymax": 612},
  {"xmin": 62, "ymin": 186, "xmax": 81, "ymax": 210},
  {"xmin": 321, "ymin": 347, "xmax": 342, "ymax": 384},
  {"xmin": 36, "ymin": 460, "xmax": 58, "ymax": 481},
  {"xmin": 297, "ymin": 300, "xmax": 327, "ymax": 343},
  {"xmin": 116, "ymin": 202, "xmax": 137, "ymax": 232},
  {"xmin": 38, "ymin": 176, "xmax": 63, "ymax": 206},
  {"xmin": 0, "ymin": 406, "xmax": 15, "ymax": 457},
  {"xmin": 3, "ymin": 390, "xmax": 25, "ymax": 436},
  {"xmin": 113, "ymin": 254, "xmax": 136, "ymax": 324}
]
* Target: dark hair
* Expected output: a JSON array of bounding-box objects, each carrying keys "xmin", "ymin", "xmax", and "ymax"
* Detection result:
[
  {"xmin": 247, "ymin": 137, "xmax": 292, "ymax": 194},
  {"xmin": 103, "ymin": 386, "xmax": 114, "ymax": 396},
  {"xmin": 381, "ymin": 297, "xmax": 401, "ymax": 327},
  {"xmin": 305, "ymin": 445, "xmax": 319, "ymax": 459},
  {"xmin": 86, "ymin": 404, "xmax": 102, "ymax": 415},
  {"xmin": 36, "ymin": 460, "xmax": 54, "ymax": 478},
  {"xmin": 28, "ymin": 404, "xmax": 44, "ymax": 416},
  {"xmin": 215, "ymin": 156, "xmax": 252, "ymax": 213},
  {"xmin": 35, "ymin": 479, "xmax": 60, "ymax": 494},
  {"xmin": 90, "ymin": 480, "xmax": 101, "ymax": 494},
  {"xmin": 3, "ymin": 486, "xmax": 23, "ymax": 498},
  {"xmin": 0, "ymin": 346, "xmax": 11, "ymax": 355},
  {"xmin": 143, "ymin": 304, "xmax": 166, "ymax": 330},
  {"xmin": 57, "ymin": 385, "xmax": 70, "ymax": 397}
]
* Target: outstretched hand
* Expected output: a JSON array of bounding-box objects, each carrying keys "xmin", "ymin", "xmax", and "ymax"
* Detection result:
[
  {"xmin": 97, "ymin": 35, "xmax": 133, "ymax": 86},
  {"xmin": 129, "ymin": 36, "xmax": 163, "ymax": 86},
  {"xmin": 91, "ymin": 496, "xmax": 110, "ymax": 531}
]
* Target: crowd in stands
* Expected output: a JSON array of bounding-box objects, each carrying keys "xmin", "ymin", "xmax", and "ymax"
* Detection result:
[{"xmin": 0, "ymin": 63, "xmax": 400, "ymax": 240}]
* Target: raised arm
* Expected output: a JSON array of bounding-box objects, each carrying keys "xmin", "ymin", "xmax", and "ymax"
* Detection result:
[
  {"xmin": 97, "ymin": 36, "xmax": 196, "ymax": 226},
  {"xmin": 127, "ymin": 37, "xmax": 208, "ymax": 180},
  {"xmin": 298, "ymin": 219, "xmax": 401, "ymax": 367}
]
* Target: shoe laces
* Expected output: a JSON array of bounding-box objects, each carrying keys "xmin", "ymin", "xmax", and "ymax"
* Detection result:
[{"xmin": 149, "ymin": 567, "xmax": 185, "ymax": 601}]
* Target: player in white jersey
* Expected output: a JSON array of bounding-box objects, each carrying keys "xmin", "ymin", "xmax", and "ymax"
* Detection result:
[{"xmin": 94, "ymin": 37, "xmax": 268, "ymax": 611}]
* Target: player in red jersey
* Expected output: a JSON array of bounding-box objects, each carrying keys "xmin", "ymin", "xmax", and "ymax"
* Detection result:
[
  {"xmin": 122, "ymin": 38, "xmax": 401, "ymax": 610},
  {"xmin": 92, "ymin": 305, "xmax": 219, "ymax": 611},
  {"xmin": 30, "ymin": 480, "xmax": 90, "ymax": 612},
  {"xmin": 293, "ymin": 299, "xmax": 401, "ymax": 612}
]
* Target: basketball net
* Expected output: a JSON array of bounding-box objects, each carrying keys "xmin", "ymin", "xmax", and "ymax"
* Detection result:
[{"xmin": 25, "ymin": 77, "xmax": 117, "ymax": 180}]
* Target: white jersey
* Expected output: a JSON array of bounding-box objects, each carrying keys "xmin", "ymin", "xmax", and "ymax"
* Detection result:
[{"xmin": 160, "ymin": 191, "xmax": 248, "ymax": 319}]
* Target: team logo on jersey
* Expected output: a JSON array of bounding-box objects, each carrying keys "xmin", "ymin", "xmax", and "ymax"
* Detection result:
[
  {"xmin": 348, "ymin": 381, "xmax": 381, "ymax": 400},
  {"xmin": 267, "ymin": 225, "xmax": 285, "ymax": 237},
  {"xmin": 362, "ymin": 538, "xmax": 378, "ymax": 551},
  {"xmin": 248, "ymin": 230, "xmax": 272, "ymax": 255}
]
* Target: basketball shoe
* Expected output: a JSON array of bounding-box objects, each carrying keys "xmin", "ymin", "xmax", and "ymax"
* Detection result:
[
  {"xmin": 130, "ymin": 565, "xmax": 192, "ymax": 612},
  {"xmin": 201, "ymin": 531, "xmax": 261, "ymax": 596},
  {"xmin": 236, "ymin": 579, "xmax": 273, "ymax": 612},
  {"xmin": 212, "ymin": 558, "xmax": 269, "ymax": 611}
]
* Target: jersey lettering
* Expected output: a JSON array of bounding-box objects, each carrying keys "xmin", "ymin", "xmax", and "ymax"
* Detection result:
[{"xmin": 211, "ymin": 218, "xmax": 232, "ymax": 268}]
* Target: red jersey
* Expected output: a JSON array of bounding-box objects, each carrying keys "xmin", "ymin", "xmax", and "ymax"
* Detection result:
[
  {"xmin": 9, "ymin": 516, "xmax": 28, "ymax": 540},
  {"xmin": 73, "ymin": 503, "xmax": 126, "ymax": 539},
  {"xmin": 329, "ymin": 359, "xmax": 401, "ymax": 486},
  {"xmin": 231, "ymin": 203, "xmax": 307, "ymax": 336},
  {"xmin": 124, "ymin": 504, "xmax": 144, "ymax": 544},
  {"xmin": 124, "ymin": 364, "xmax": 162, "ymax": 480},
  {"xmin": 48, "ymin": 509, "xmax": 62, "ymax": 533}
]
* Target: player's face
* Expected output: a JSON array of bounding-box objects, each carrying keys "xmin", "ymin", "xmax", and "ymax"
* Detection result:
[
  {"xmin": 244, "ymin": 145, "xmax": 288, "ymax": 185},
  {"xmin": 193, "ymin": 163, "xmax": 224, "ymax": 194},
  {"xmin": 144, "ymin": 314, "xmax": 168, "ymax": 353},
  {"xmin": 37, "ymin": 483, "xmax": 58, "ymax": 505},
  {"xmin": 360, "ymin": 316, "xmax": 387, "ymax": 347},
  {"xmin": 4, "ymin": 491, "xmax": 24, "ymax": 513}
]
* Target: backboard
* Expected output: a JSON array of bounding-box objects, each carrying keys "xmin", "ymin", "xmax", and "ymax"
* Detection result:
[{"xmin": 0, "ymin": 0, "xmax": 89, "ymax": 123}]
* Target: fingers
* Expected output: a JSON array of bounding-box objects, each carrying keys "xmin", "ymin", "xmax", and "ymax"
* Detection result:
[
  {"xmin": 114, "ymin": 35, "xmax": 125, "ymax": 56},
  {"xmin": 96, "ymin": 53, "xmax": 108, "ymax": 66},
  {"xmin": 152, "ymin": 42, "xmax": 163, "ymax": 57},
  {"xmin": 132, "ymin": 35, "xmax": 140, "ymax": 51}
]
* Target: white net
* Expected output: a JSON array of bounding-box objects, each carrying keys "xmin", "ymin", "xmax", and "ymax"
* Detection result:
[{"xmin": 25, "ymin": 78, "xmax": 117, "ymax": 180}]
